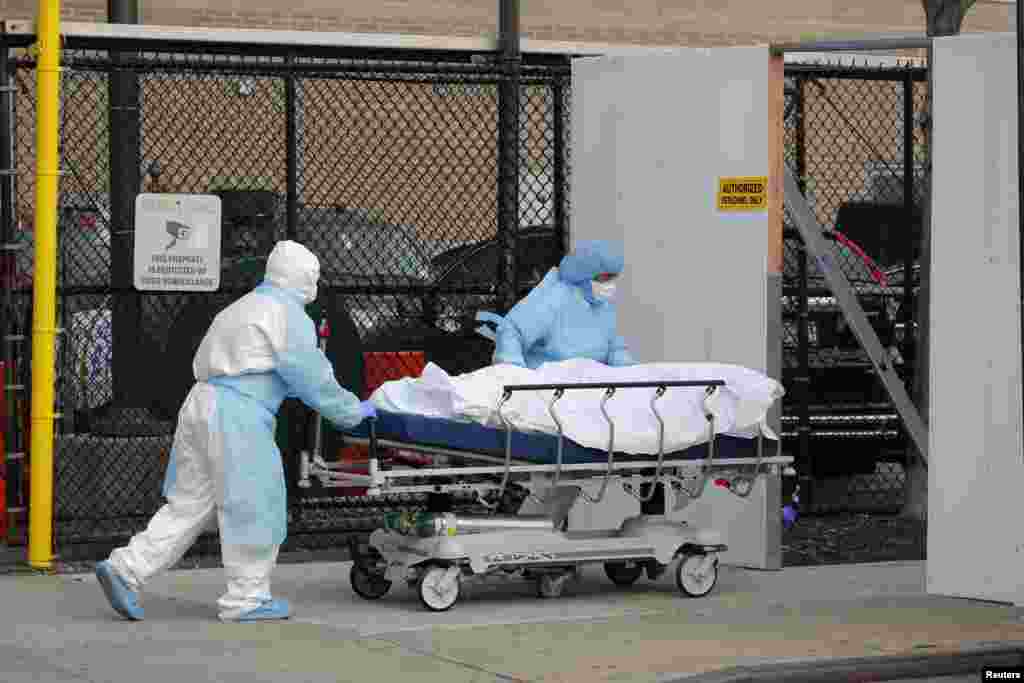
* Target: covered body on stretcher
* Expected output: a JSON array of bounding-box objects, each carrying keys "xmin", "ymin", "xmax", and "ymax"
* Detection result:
[{"xmin": 299, "ymin": 359, "xmax": 790, "ymax": 506}]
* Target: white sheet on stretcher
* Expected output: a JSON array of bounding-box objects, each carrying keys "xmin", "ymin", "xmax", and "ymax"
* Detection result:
[{"xmin": 368, "ymin": 359, "xmax": 784, "ymax": 455}]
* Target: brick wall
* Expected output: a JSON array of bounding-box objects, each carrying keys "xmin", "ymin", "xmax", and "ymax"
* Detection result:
[
  {"xmin": 0, "ymin": 0, "xmax": 1017, "ymax": 46},
  {"xmin": 8, "ymin": 58, "xmax": 558, "ymax": 244},
  {"xmin": 2, "ymin": 0, "xmax": 1011, "ymax": 243}
]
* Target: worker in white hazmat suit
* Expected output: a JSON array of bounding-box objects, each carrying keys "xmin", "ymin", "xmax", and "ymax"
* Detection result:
[{"xmin": 95, "ymin": 240, "xmax": 376, "ymax": 622}]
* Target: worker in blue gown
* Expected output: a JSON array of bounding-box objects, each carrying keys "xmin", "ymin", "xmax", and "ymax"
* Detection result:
[
  {"xmin": 477, "ymin": 239, "xmax": 637, "ymax": 369},
  {"xmin": 95, "ymin": 240, "xmax": 376, "ymax": 622}
]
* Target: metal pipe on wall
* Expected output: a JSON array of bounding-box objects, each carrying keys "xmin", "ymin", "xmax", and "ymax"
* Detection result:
[
  {"xmin": 1018, "ymin": 0, "xmax": 1023, "ymax": 435},
  {"xmin": 497, "ymin": 0, "xmax": 520, "ymax": 313},
  {"xmin": 27, "ymin": 0, "xmax": 61, "ymax": 569}
]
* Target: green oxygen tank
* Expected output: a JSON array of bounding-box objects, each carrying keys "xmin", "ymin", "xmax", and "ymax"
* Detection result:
[{"xmin": 383, "ymin": 511, "xmax": 441, "ymax": 537}]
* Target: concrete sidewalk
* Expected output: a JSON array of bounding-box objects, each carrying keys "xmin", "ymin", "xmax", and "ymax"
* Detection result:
[{"xmin": 1, "ymin": 558, "xmax": 1022, "ymax": 682}]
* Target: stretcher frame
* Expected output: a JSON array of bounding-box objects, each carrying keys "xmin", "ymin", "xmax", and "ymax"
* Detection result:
[
  {"xmin": 300, "ymin": 379, "xmax": 793, "ymax": 511},
  {"xmin": 331, "ymin": 378, "xmax": 792, "ymax": 611}
]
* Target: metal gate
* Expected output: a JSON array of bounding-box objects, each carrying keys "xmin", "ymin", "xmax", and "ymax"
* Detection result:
[
  {"xmin": 0, "ymin": 28, "xmax": 571, "ymax": 560},
  {"xmin": 1, "ymin": 35, "xmax": 932, "ymax": 562},
  {"xmin": 780, "ymin": 59, "xmax": 929, "ymax": 514}
]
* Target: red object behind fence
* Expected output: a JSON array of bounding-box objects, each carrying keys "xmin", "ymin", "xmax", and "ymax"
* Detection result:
[
  {"xmin": 362, "ymin": 351, "xmax": 427, "ymax": 399},
  {"xmin": 329, "ymin": 351, "xmax": 427, "ymax": 496}
]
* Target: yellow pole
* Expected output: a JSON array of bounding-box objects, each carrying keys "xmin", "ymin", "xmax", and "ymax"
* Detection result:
[{"xmin": 28, "ymin": 0, "xmax": 61, "ymax": 569}]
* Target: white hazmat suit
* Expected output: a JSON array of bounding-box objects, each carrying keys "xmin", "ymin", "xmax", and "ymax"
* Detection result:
[{"xmin": 96, "ymin": 241, "xmax": 372, "ymax": 622}]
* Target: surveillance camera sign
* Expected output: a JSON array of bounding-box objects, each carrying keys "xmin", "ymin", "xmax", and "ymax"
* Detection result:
[{"xmin": 133, "ymin": 193, "xmax": 222, "ymax": 291}]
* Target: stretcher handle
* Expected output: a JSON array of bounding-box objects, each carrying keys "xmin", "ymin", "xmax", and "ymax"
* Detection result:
[
  {"xmin": 690, "ymin": 389, "xmax": 717, "ymax": 498},
  {"xmin": 548, "ymin": 389, "xmax": 566, "ymax": 490},
  {"xmin": 704, "ymin": 386, "xmax": 717, "ymax": 469},
  {"xmin": 725, "ymin": 421, "xmax": 781, "ymax": 498},
  {"xmin": 494, "ymin": 390, "xmax": 515, "ymax": 501},
  {"xmin": 502, "ymin": 380, "xmax": 725, "ymax": 392},
  {"xmin": 634, "ymin": 386, "xmax": 667, "ymax": 503},
  {"xmin": 672, "ymin": 386, "xmax": 719, "ymax": 502},
  {"xmin": 540, "ymin": 389, "xmax": 565, "ymax": 501},
  {"xmin": 578, "ymin": 387, "xmax": 617, "ymax": 505}
]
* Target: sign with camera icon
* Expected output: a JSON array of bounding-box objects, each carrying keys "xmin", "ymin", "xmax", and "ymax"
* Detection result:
[{"xmin": 133, "ymin": 193, "xmax": 222, "ymax": 291}]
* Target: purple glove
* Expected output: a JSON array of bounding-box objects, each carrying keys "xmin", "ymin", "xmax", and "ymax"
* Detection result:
[
  {"xmin": 359, "ymin": 400, "xmax": 377, "ymax": 421},
  {"xmin": 782, "ymin": 504, "xmax": 799, "ymax": 529}
]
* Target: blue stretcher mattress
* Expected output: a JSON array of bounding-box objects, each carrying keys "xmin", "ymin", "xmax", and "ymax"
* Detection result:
[{"xmin": 345, "ymin": 410, "xmax": 772, "ymax": 465}]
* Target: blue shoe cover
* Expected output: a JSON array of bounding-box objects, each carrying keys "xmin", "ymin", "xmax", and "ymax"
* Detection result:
[
  {"xmin": 220, "ymin": 598, "xmax": 291, "ymax": 622},
  {"xmin": 95, "ymin": 561, "xmax": 144, "ymax": 621}
]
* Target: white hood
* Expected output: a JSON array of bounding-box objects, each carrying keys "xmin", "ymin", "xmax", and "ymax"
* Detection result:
[{"xmin": 264, "ymin": 240, "xmax": 320, "ymax": 304}]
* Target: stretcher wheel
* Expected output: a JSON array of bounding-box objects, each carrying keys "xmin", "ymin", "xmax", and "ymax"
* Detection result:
[
  {"xmin": 604, "ymin": 562, "xmax": 644, "ymax": 587},
  {"xmin": 418, "ymin": 565, "xmax": 461, "ymax": 612},
  {"xmin": 675, "ymin": 553, "xmax": 718, "ymax": 598},
  {"xmin": 350, "ymin": 563, "xmax": 392, "ymax": 600}
]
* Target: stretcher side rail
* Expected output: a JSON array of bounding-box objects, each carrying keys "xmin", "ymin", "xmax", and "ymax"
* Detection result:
[
  {"xmin": 300, "ymin": 447, "xmax": 792, "ymax": 492},
  {"xmin": 300, "ymin": 378, "xmax": 790, "ymax": 507},
  {"xmin": 501, "ymin": 380, "xmax": 727, "ymax": 391},
  {"xmin": 495, "ymin": 379, "xmax": 725, "ymax": 506},
  {"xmin": 299, "ymin": 436, "xmax": 791, "ymax": 497}
]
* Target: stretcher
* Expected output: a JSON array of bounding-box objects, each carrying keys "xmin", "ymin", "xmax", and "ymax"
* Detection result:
[{"xmin": 299, "ymin": 377, "xmax": 791, "ymax": 611}]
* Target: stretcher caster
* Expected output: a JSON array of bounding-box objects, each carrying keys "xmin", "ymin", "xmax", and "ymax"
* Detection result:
[
  {"xmin": 419, "ymin": 565, "xmax": 461, "ymax": 612},
  {"xmin": 646, "ymin": 561, "xmax": 668, "ymax": 581},
  {"xmin": 675, "ymin": 553, "xmax": 718, "ymax": 598},
  {"xmin": 604, "ymin": 562, "xmax": 644, "ymax": 587},
  {"xmin": 536, "ymin": 572, "xmax": 571, "ymax": 599},
  {"xmin": 350, "ymin": 563, "xmax": 392, "ymax": 601}
]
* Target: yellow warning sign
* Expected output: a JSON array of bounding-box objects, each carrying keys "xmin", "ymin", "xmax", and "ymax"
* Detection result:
[{"xmin": 716, "ymin": 176, "xmax": 768, "ymax": 212}]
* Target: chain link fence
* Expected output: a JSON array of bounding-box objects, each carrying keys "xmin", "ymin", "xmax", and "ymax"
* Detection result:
[
  {"xmin": 0, "ymin": 33, "xmax": 571, "ymax": 559},
  {"xmin": 781, "ymin": 61, "xmax": 929, "ymax": 515},
  {"xmin": 0, "ymin": 34, "xmax": 931, "ymax": 560}
]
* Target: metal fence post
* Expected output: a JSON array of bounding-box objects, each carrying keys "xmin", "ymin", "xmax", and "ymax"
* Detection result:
[
  {"xmin": 497, "ymin": 0, "xmax": 520, "ymax": 311},
  {"xmin": 107, "ymin": 0, "xmax": 143, "ymax": 419},
  {"xmin": 794, "ymin": 76, "xmax": 812, "ymax": 502},
  {"xmin": 285, "ymin": 52, "xmax": 298, "ymax": 242},
  {"xmin": 552, "ymin": 74, "xmax": 567, "ymax": 257},
  {"xmin": 902, "ymin": 72, "xmax": 915, "ymax": 380}
]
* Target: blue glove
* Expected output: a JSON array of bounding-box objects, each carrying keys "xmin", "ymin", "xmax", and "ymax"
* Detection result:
[{"xmin": 359, "ymin": 400, "xmax": 377, "ymax": 421}]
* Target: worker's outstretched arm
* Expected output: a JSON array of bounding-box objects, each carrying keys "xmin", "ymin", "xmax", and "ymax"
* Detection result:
[
  {"xmin": 608, "ymin": 334, "xmax": 637, "ymax": 366},
  {"xmin": 493, "ymin": 286, "xmax": 559, "ymax": 367},
  {"xmin": 276, "ymin": 345, "xmax": 366, "ymax": 429}
]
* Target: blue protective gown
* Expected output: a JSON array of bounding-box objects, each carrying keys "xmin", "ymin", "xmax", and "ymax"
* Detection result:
[
  {"xmin": 162, "ymin": 284, "xmax": 365, "ymax": 548},
  {"xmin": 484, "ymin": 240, "xmax": 636, "ymax": 369},
  {"xmin": 108, "ymin": 240, "xmax": 365, "ymax": 620}
]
